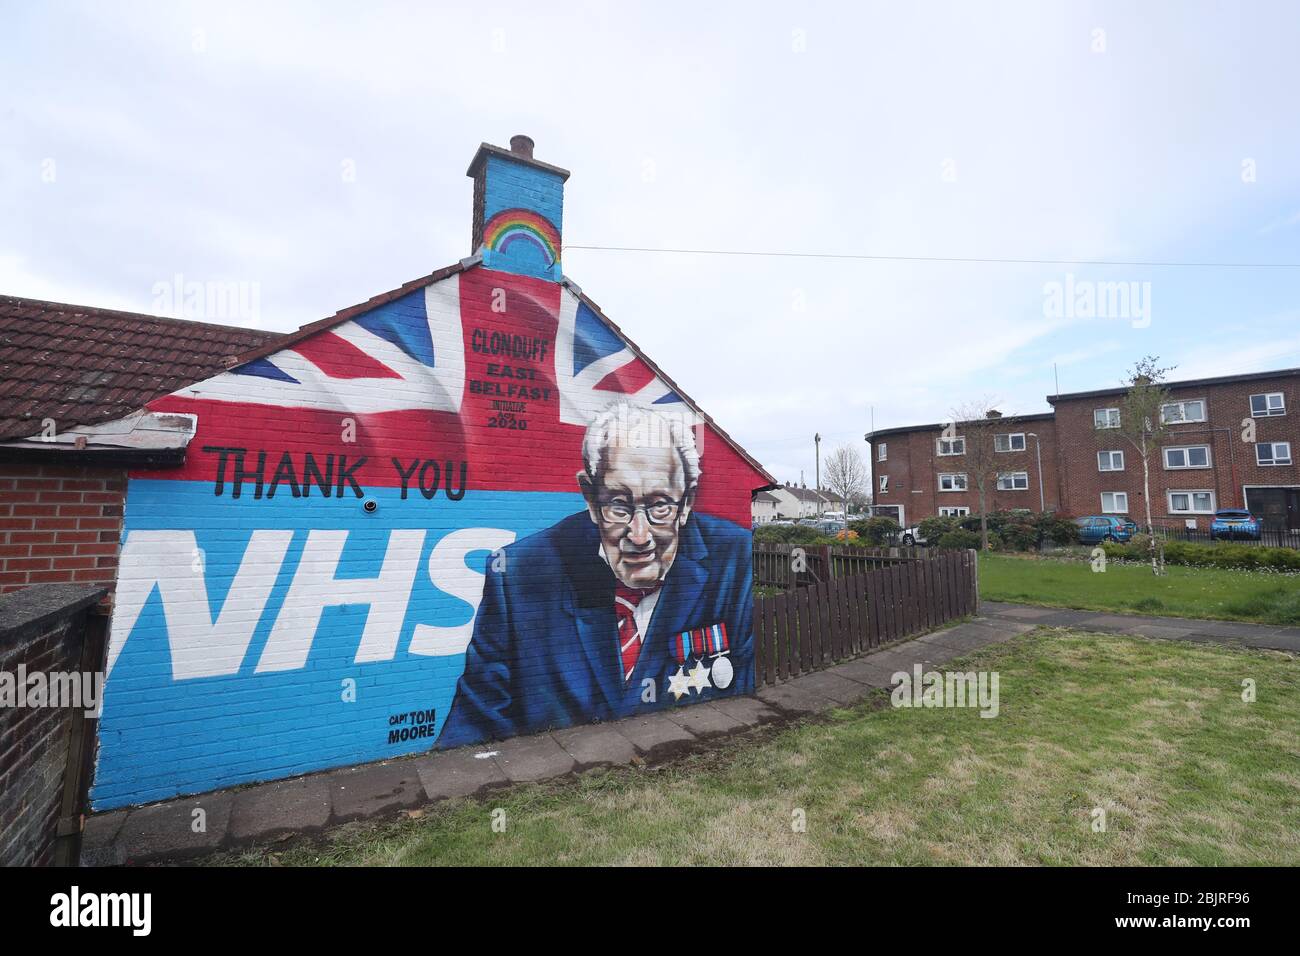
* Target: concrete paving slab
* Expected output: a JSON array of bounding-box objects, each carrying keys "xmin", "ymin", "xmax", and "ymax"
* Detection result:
[
  {"xmin": 663, "ymin": 701, "xmax": 750, "ymax": 738},
  {"xmin": 327, "ymin": 760, "xmax": 423, "ymax": 822},
  {"xmin": 786, "ymin": 670, "xmax": 872, "ymax": 706},
  {"xmin": 708, "ymin": 694, "xmax": 782, "ymax": 727},
  {"xmin": 1076, "ymin": 613, "xmax": 1152, "ymax": 630},
  {"xmin": 756, "ymin": 681, "xmax": 835, "ymax": 715},
  {"xmin": 79, "ymin": 810, "xmax": 128, "ymax": 866},
  {"xmin": 615, "ymin": 713, "xmax": 696, "ymax": 761},
  {"xmin": 228, "ymin": 774, "xmax": 332, "ymax": 841},
  {"xmin": 491, "ymin": 733, "xmax": 577, "ymax": 783},
  {"xmin": 1126, "ymin": 622, "xmax": 1197, "ymax": 641},
  {"xmin": 919, "ymin": 621, "xmax": 1017, "ymax": 653},
  {"xmin": 413, "ymin": 747, "xmax": 509, "ymax": 801},
  {"xmin": 830, "ymin": 657, "xmax": 903, "ymax": 688},
  {"xmin": 553, "ymin": 724, "xmax": 638, "ymax": 770},
  {"xmin": 115, "ymin": 791, "xmax": 234, "ymax": 862},
  {"xmin": 869, "ymin": 644, "xmax": 957, "ymax": 672},
  {"xmin": 991, "ymin": 605, "xmax": 1055, "ymax": 620}
]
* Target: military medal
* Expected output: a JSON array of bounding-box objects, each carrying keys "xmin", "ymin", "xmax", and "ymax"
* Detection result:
[{"xmin": 670, "ymin": 622, "xmax": 732, "ymax": 694}]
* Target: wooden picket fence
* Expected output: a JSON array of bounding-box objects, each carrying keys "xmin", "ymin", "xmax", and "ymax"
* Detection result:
[
  {"xmin": 753, "ymin": 542, "xmax": 930, "ymax": 588},
  {"xmin": 752, "ymin": 548, "xmax": 978, "ymax": 688}
]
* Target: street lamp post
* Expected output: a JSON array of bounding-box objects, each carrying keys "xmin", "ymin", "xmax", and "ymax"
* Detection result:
[{"xmin": 1027, "ymin": 432, "xmax": 1045, "ymax": 511}]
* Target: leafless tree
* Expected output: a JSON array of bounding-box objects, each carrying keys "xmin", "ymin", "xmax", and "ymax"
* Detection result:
[
  {"xmin": 823, "ymin": 445, "xmax": 868, "ymax": 528},
  {"xmin": 1117, "ymin": 355, "xmax": 1176, "ymax": 575},
  {"xmin": 950, "ymin": 398, "xmax": 1013, "ymax": 551}
]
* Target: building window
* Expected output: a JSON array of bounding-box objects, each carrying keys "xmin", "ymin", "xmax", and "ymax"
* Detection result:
[
  {"xmin": 938, "ymin": 506, "xmax": 970, "ymax": 517},
  {"xmin": 877, "ymin": 442, "xmax": 887, "ymax": 461},
  {"xmin": 1168, "ymin": 490, "xmax": 1215, "ymax": 514},
  {"xmin": 936, "ymin": 436, "xmax": 966, "ymax": 456},
  {"xmin": 994, "ymin": 433, "xmax": 1026, "ymax": 452},
  {"xmin": 1098, "ymin": 450, "xmax": 1125, "ymax": 471},
  {"xmin": 1094, "ymin": 408, "xmax": 1120, "ymax": 429},
  {"xmin": 879, "ymin": 475, "xmax": 889, "ymax": 493},
  {"xmin": 1256, "ymin": 442, "xmax": 1293, "ymax": 466},
  {"xmin": 938, "ymin": 473, "xmax": 968, "ymax": 492},
  {"xmin": 1250, "ymin": 392, "xmax": 1286, "ymax": 417},
  {"xmin": 1101, "ymin": 492, "xmax": 1128, "ymax": 513},
  {"xmin": 996, "ymin": 471, "xmax": 1029, "ymax": 490},
  {"xmin": 1164, "ymin": 445, "xmax": 1210, "ymax": 469},
  {"xmin": 1160, "ymin": 399, "xmax": 1207, "ymax": 424}
]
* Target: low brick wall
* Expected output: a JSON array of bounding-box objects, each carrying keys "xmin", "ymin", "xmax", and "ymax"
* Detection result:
[
  {"xmin": 0, "ymin": 584, "xmax": 107, "ymax": 866},
  {"xmin": 0, "ymin": 463, "xmax": 127, "ymax": 598}
]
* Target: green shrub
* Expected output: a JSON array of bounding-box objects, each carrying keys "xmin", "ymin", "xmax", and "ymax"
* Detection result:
[
  {"xmin": 999, "ymin": 521, "xmax": 1039, "ymax": 551},
  {"xmin": 918, "ymin": 515, "xmax": 959, "ymax": 545},
  {"xmin": 1101, "ymin": 538, "xmax": 1300, "ymax": 572},
  {"xmin": 1035, "ymin": 512, "xmax": 1080, "ymax": 546},
  {"xmin": 937, "ymin": 528, "xmax": 982, "ymax": 550},
  {"xmin": 855, "ymin": 516, "xmax": 900, "ymax": 546},
  {"xmin": 754, "ymin": 524, "xmax": 831, "ymax": 546}
]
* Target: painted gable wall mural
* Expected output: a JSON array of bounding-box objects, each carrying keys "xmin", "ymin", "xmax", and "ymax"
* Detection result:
[{"xmin": 91, "ymin": 140, "xmax": 769, "ymax": 810}]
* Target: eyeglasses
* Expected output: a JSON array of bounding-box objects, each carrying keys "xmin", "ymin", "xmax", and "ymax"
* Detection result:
[{"xmin": 598, "ymin": 496, "xmax": 683, "ymax": 527}]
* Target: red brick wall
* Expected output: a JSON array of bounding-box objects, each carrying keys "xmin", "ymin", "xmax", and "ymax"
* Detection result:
[
  {"xmin": 1054, "ymin": 375, "xmax": 1300, "ymax": 529},
  {"xmin": 0, "ymin": 464, "xmax": 125, "ymax": 596},
  {"xmin": 870, "ymin": 418, "xmax": 1061, "ymax": 526}
]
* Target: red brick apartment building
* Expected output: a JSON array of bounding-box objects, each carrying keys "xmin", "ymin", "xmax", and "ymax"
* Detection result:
[{"xmin": 867, "ymin": 367, "xmax": 1300, "ymax": 531}]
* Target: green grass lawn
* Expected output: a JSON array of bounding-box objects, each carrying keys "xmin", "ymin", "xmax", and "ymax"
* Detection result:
[
  {"xmin": 980, "ymin": 552, "xmax": 1300, "ymax": 626},
  {"xmin": 218, "ymin": 630, "xmax": 1300, "ymax": 866}
]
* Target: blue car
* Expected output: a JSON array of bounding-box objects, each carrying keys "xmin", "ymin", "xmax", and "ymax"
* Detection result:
[
  {"xmin": 1075, "ymin": 515, "xmax": 1135, "ymax": 544},
  {"xmin": 1210, "ymin": 509, "xmax": 1261, "ymax": 541}
]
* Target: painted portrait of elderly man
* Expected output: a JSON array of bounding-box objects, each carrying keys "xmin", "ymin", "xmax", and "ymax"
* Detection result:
[{"xmin": 438, "ymin": 399, "xmax": 754, "ymax": 747}]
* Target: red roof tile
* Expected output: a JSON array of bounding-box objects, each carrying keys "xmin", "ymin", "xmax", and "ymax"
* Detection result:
[{"xmin": 0, "ymin": 295, "xmax": 283, "ymax": 441}]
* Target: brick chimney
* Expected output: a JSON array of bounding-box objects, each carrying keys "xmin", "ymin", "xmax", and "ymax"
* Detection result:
[{"xmin": 466, "ymin": 135, "xmax": 571, "ymax": 281}]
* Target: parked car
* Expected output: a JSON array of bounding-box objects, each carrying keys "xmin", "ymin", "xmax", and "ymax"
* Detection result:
[
  {"xmin": 1075, "ymin": 515, "xmax": 1135, "ymax": 544},
  {"xmin": 1210, "ymin": 509, "xmax": 1262, "ymax": 541},
  {"xmin": 899, "ymin": 525, "xmax": 928, "ymax": 546}
]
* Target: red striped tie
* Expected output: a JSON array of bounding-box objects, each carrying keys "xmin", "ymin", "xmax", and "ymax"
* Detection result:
[{"xmin": 614, "ymin": 583, "xmax": 657, "ymax": 682}]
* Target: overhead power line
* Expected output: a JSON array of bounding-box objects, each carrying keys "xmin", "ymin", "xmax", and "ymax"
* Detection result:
[{"xmin": 565, "ymin": 244, "xmax": 1300, "ymax": 269}]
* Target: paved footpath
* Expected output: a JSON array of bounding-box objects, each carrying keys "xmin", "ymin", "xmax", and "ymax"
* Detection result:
[{"xmin": 80, "ymin": 603, "xmax": 1300, "ymax": 864}]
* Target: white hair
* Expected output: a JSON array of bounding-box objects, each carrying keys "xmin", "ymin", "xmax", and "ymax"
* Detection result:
[{"xmin": 581, "ymin": 400, "xmax": 701, "ymax": 489}]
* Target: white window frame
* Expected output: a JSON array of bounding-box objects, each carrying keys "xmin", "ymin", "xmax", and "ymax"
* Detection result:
[
  {"xmin": 1249, "ymin": 392, "xmax": 1286, "ymax": 418},
  {"xmin": 994, "ymin": 432, "xmax": 1026, "ymax": 453},
  {"xmin": 877, "ymin": 442, "xmax": 887, "ymax": 462},
  {"xmin": 878, "ymin": 475, "xmax": 889, "ymax": 493},
  {"xmin": 1100, "ymin": 492, "xmax": 1128, "ymax": 514},
  {"xmin": 936, "ymin": 436, "xmax": 966, "ymax": 456},
  {"xmin": 938, "ymin": 473, "xmax": 968, "ymax": 492},
  {"xmin": 996, "ymin": 471, "xmax": 1029, "ymax": 490},
  {"xmin": 1160, "ymin": 398, "xmax": 1207, "ymax": 425},
  {"xmin": 1164, "ymin": 445, "xmax": 1211, "ymax": 470},
  {"xmin": 1097, "ymin": 450, "xmax": 1125, "ymax": 472},
  {"xmin": 1256, "ymin": 441, "xmax": 1293, "ymax": 466},
  {"xmin": 1167, "ymin": 490, "xmax": 1216, "ymax": 514},
  {"xmin": 938, "ymin": 506, "xmax": 970, "ymax": 517},
  {"xmin": 1094, "ymin": 407, "xmax": 1120, "ymax": 429}
]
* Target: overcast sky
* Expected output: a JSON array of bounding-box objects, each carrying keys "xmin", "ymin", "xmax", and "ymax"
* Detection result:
[{"xmin": 4, "ymin": 0, "xmax": 1300, "ymax": 484}]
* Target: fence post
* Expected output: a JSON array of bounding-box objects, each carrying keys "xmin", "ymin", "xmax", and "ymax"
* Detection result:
[{"xmin": 820, "ymin": 544, "xmax": 834, "ymax": 579}]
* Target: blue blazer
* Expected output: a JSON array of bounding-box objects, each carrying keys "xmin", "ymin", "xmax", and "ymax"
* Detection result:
[{"xmin": 437, "ymin": 510, "xmax": 754, "ymax": 748}]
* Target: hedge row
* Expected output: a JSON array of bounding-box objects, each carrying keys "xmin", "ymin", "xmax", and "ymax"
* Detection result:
[{"xmin": 1102, "ymin": 537, "xmax": 1300, "ymax": 571}]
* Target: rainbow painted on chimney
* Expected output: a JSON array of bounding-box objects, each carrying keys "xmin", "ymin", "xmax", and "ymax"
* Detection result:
[{"xmin": 467, "ymin": 136, "xmax": 569, "ymax": 281}]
